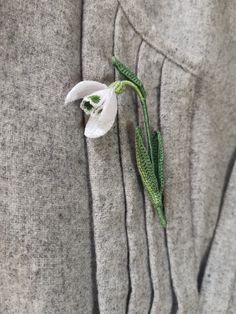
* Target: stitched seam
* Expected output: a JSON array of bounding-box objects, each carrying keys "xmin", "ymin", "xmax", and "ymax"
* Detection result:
[
  {"xmin": 136, "ymin": 40, "xmax": 154, "ymax": 314},
  {"xmin": 198, "ymin": 145, "xmax": 236, "ymax": 292},
  {"xmin": 81, "ymin": 0, "xmax": 99, "ymax": 311},
  {"xmin": 159, "ymin": 57, "xmax": 179, "ymax": 313},
  {"xmin": 118, "ymin": 0, "xmax": 200, "ymax": 78},
  {"xmin": 113, "ymin": 4, "xmax": 132, "ymax": 313},
  {"xmin": 189, "ymin": 78, "xmax": 199, "ymax": 288}
]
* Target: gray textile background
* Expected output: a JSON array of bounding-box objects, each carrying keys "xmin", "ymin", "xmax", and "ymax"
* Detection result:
[{"xmin": 0, "ymin": 0, "xmax": 236, "ymax": 313}]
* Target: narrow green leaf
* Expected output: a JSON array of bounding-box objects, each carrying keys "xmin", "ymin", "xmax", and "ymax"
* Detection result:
[
  {"xmin": 135, "ymin": 127, "xmax": 167, "ymax": 227},
  {"xmin": 152, "ymin": 131, "xmax": 159, "ymax": 181},
  {"xmin": 136, "ymin": 128, "xmax": 159, "ymax": 193},
  {"xmin": 112, "ymin": 56, "xmax": 146, "ymax": 98},
  {"xmin": 152, "ymin": 131, "xmax": 165, "ymax": 225},
  {"xmin": 157, "ymin": 131, "xmax": 165, "ymax": 194},
  {"xmin": 152, "ymin": 131, "xmax": 165, "ymax": 194}
]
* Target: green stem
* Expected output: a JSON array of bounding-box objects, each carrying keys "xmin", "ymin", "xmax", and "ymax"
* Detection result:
[{"xmin": 116, "ymin": 80, "xmax": 154, "ymax": 166}]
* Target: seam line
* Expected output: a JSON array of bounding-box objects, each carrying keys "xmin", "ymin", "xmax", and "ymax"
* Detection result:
[{"xmin": 118, "ymin": 0, "xmax": 200, "ymax": 78}]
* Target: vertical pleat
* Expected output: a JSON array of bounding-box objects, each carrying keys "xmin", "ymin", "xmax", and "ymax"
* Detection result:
[
  {"xmin": 190, "ymin": 1, "xmax": 236, "ymax": 279},
  {"xmin": 160, "ymin": 60, "xmax": 198, "ymax": 313},
  {"xmin": 114, "ymin": 8, "xmax": 152, "ymax": 313},
  {"xmin": 199, "ymin": 158, "xmax": 236, "ymax": 313},
  {"xmin": 137, "ymin": 44, "xmax": 173, "ymax": 314},
  {"xmin": 83, "ymin": 1, "xmax": 129, "ymax": 313}
]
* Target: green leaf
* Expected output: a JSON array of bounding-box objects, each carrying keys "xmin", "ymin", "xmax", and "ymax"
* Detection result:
[
  {"xmin": 157, "ymin": 131, "xmax": 165, "ymax": 194},
  {"xmin": 112, "ymin": 56, "xmax": 146, "ymax": 98},
  {"xmin": 135, "ymin": 127, "xmax": 167, "ymax": 227},
  {"xmin": 152, "ymin": 131, "xmax": 159, "ymax": 181},
  {"xmin": 152, "ymin": 131, "xmax": 165, "ymax": 194}
]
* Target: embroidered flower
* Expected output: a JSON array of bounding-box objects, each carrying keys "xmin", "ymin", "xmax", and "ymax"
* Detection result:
[
  {"xmin": 65, "ymin": 80, "xmax": 117, "ymax": 138},
  {"xmin": 64, "ymin": 56, "xmax": 167, "ymax": 227}
]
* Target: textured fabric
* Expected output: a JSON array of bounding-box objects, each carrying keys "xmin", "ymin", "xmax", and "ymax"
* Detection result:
[
  {"xmin": 1, "ymin": 0, "xmax": 236, "ymax": 313},
  {"xmin": 0, "ymin": 1, "xmax": 93, "ymax": 313}
]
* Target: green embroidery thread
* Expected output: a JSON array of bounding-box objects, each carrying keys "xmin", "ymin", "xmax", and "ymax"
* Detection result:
[
  {"xmin": 152, "ymin": 131, "xmax": 165, "ymax": 194},
  {"xmin": 157, "ymin": 131, "xmax": 165, "ymax": 194},
  {"xmin": 152, "ymin": 131, "xmax": 159, "ymax": 184},
  {"xmin": 112, "ymin": 57, "xmax": 167, "ymax": 228},
  {"xmin": 83, "ymin": 101, "xmax": 93, "ymax": 112},
  {"xmin": 135, "ymin": 128, "xmax": 166, "ymax": 227},
  {"xmin": 112, "ymin": 56, "xmax": 146, "ymax": 98},
  {"xmin": 88, "ymin": 95, "xmax": 101, "ymax": 103}
]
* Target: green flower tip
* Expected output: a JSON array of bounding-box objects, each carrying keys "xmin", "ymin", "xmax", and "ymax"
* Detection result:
[
  {"xmin": 83, "ymin": 101, "xmax": 94, "ymax": 111},
  {"xmin": 88, "ymin": 95, "xmax": 101, "ymax": 104},
  {"xmin": 81, "ymin": 95, "xmax": 101, "ymax": 114}
]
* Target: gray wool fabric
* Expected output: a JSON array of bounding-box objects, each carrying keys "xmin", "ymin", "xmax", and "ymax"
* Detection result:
[{"xmin": 1, "ymin": 0, "xmax": 236, "ymax": 313}]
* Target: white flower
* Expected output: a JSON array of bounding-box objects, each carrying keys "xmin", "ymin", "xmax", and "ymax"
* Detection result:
[{"xmin": 65, "ymin": 80, "xmax": 117, "ymax": 138}]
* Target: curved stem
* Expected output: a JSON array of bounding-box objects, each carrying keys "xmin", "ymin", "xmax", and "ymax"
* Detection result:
[{"xmin": 119, "ymin": 80, "xmax": 154, "ymax": 166}]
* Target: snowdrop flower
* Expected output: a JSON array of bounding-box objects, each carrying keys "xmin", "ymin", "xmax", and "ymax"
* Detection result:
[
  {"xmin": 64, "ymin": 55, "xmax": 167, "ymax": 227},
  {"xmin": 65, "ymin": 80, "xmax": 118, "ymax": 138}
]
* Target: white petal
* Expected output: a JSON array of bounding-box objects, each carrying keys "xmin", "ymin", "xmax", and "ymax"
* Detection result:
[
  {"xmin": 84, "ymin": 89, "xmax": 117, "ymax": 138},
  {"xmin": 65, "ymin": 80, "xmax": 107, "ymax": 104}
]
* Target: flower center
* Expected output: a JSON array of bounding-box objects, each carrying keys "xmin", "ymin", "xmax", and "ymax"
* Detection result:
[{"xmin": 81, "ymin": 95, "xmax": 102, "ymax": 115}]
